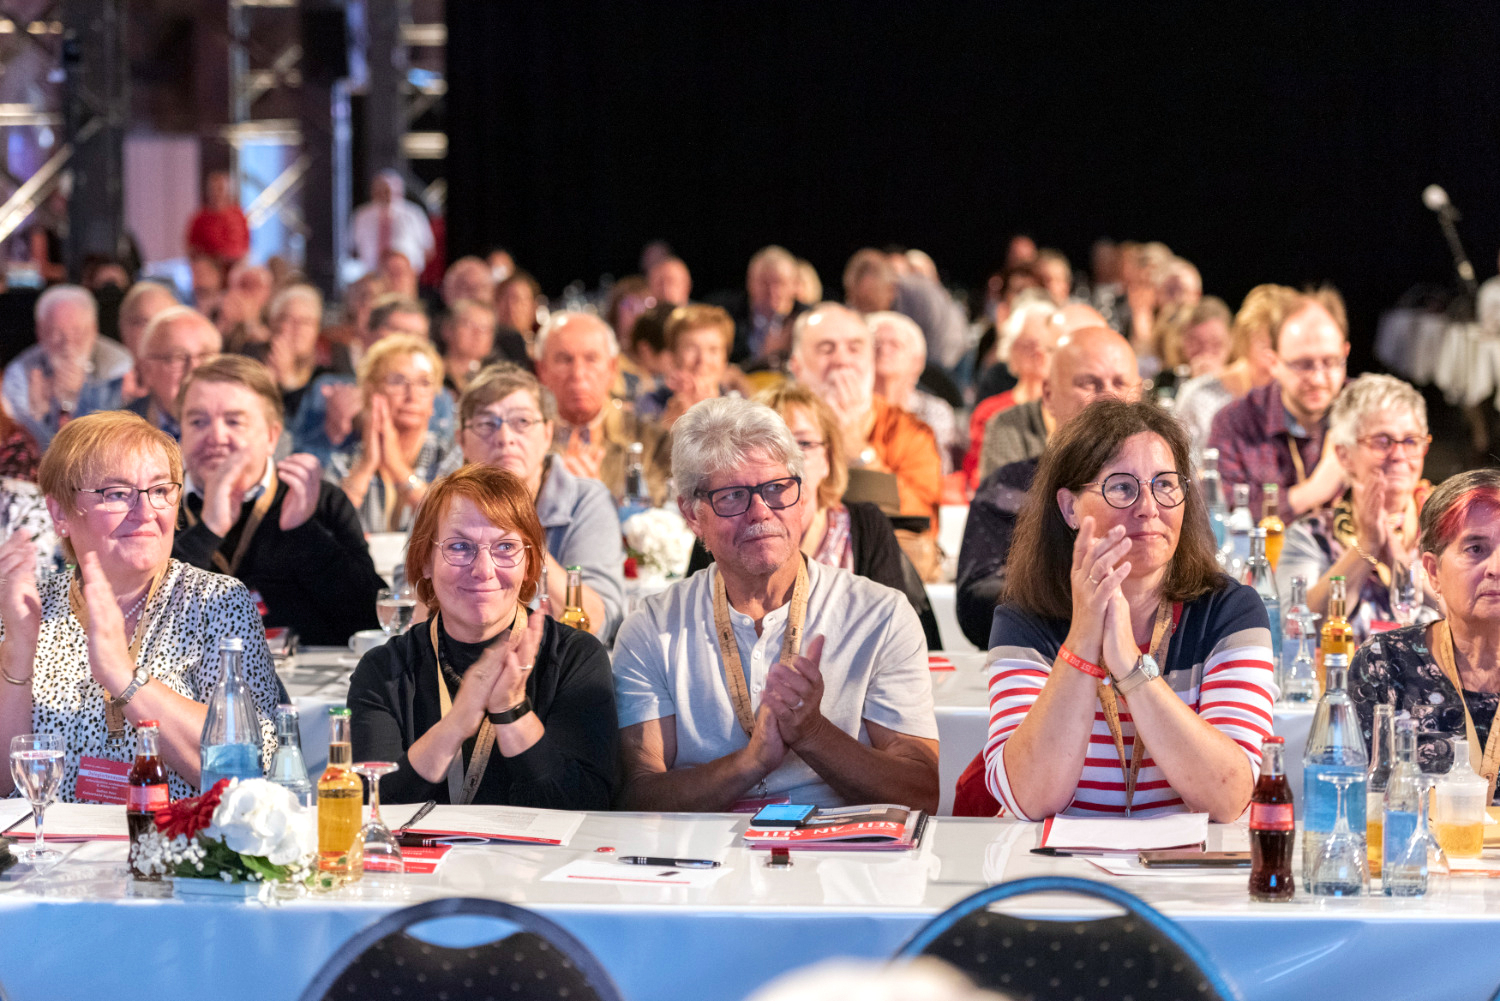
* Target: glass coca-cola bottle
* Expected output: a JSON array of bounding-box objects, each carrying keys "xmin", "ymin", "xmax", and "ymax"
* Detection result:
[
  {"xmin": 127, "ymin": 720, "xmax": 169, "ymax": 881},
  {"xmin": 1249, "ymin": 735, "xmax": 1295, "ymax": 901}
]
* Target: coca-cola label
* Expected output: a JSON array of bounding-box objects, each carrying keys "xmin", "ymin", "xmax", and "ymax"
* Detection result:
[
  {"xmin": 1250, "ymin": 802, "xmax": 1294, "ymax": 831},
  {"xmin": 126, "ymin": 783, "xmax": 169, "ymax": 813}
]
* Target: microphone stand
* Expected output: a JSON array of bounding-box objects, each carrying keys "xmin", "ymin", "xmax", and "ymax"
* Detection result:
[{"xmin": 1433, "ymin": 202, "xmax": 1479, "ymax": 300}]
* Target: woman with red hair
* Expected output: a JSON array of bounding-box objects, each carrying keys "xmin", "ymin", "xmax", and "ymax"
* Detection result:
[{"xmin": 1351, "ymin": 469, "xmax": 1500, "ymax": 786}]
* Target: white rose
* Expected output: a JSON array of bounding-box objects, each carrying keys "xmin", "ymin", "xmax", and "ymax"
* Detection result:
[{"xmin": 206, "ymin": 778, "xmax": 296, "ymax": 860}]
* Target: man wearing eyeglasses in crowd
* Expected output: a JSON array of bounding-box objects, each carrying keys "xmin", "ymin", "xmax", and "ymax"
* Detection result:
[
  {"xmin": 612, "ymin": 396, "xmax": 939, "ymax": 812},
  {"xmin": 1207, "ymin": 291, "xmax": 1350, "ymax": 521},
  {"xmin": 124, "ymin": 306, "xmax": 221, "ymax": 440},
  {"xmin": 173, "ymin": 354, "xmax": 384, "ymax": 645}
]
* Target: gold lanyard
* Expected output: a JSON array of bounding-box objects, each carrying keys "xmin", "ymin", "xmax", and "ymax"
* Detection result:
[
  {"xmin": 429, "ymin": 606, "xmax": 526, "ymax": 804},
  {"xmin": 710, "ymin": 557, "xmax": 810, "ymax": 737},
  {"xmin": 1095, "ymin": 601, "xmax": 1177, "ymax": 815},
  {"xmin": 1288, "ymin": 437, "xmax": 1308, "ymax": 484},
  {"xmin": 182, "ymin": 467, "xmax": 279, "ymax": 577},
  {"xmin": 69, "ymin": 567, "xmax": 168, "ymax": 737},
  {"xmin": 1428, "ymin": 619, "xmax": 1500, "ymax": 804}
]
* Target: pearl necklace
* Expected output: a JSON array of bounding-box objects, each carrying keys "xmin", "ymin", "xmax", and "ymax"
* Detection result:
[{"xmin": 119, "ymin": 586, "xmax": 151, "ymax": 627}]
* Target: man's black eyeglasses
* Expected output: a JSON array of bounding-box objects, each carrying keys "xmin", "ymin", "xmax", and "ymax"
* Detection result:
[{"xmin": 695, "ymin": 477, "xmax": 801, "ymax": 517}]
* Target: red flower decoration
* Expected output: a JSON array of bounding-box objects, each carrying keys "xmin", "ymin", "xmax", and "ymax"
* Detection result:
[
  {"xmin": 623, "ymin": 556, "xmax": 638, "ymax": 580},
  {"xmin": 154, "ymin": 779, "xmax": 229, "ymax": 840}
]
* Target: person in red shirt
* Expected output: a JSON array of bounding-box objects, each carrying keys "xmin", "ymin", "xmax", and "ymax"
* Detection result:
[{"xmin": 185, "ymin": 171, "xmax": 249, "ymax": 268}]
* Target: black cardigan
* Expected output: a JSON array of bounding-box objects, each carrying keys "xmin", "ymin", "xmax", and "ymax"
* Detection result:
[
  {"xmin": 347, "ymin": 615, "xmax": 619, "ymax": 810},
  {"xmin": 174, "ymin": 480, "xmax": 385, "ymax": 646},
  {"xmin": 686, "ymin": 500, "xmax": 942, "ymax": 648}
]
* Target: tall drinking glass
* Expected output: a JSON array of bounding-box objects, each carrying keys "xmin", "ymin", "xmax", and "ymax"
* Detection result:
[
  {"xmin": 1390, "ymin": 564, "xmax": 1422, "ymax": 628},
  {"xmin": 352, "ymin": 761, "xmax": 404, "ymax": 875},
  {"xmin": 375, "ymin": 585, "xmax": 417, "ymax": 638},
  {"xmin": 1282, "ymin": 611, "xmax": 1322, "ymax": 704},
  {"xmin": 1309, "ymin": 770, "xmax": 1366, "ymax": 896},
  {"xmin": 9, "ymin": 733, "xmax": 64, "ymax": 863}
]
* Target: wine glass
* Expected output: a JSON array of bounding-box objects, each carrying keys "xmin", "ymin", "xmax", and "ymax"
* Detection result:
[
  {"xmin": 375, "ymin": 585, "xmax": 417, "ymax": 638},
  {"xmin": 1282, "ymin": 610, "xmax": 1322, "ymax": 704},
  {"xmin": 1390, "ymin": 563, "xmax": 1423, "ymax": 628},
  {"xmin": 1309, "ymin": 770, "xmax": 1367, "ymax": 896},
  {"xmin": 352, "ymin": 761, "xmax": 404, "ymax": 876},
  {"xmin": 9, "ymin": 733, "xmax": 64, "ymax": 864}
]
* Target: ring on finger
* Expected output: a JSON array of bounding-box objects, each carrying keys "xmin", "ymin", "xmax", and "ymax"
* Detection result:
[
  {"xmin": 1088, "ymin": 573, "xmax": 1101, "ymax": 585},
  {"xmin": 794, "ymin": 698, "xmax": 805, "ymax": 709}
]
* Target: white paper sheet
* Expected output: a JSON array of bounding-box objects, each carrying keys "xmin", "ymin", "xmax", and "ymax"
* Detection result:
[
  {"xmin": 1042, "ymin": 813, "xmax": 1209, "ymax": 853},
  {"xmin": 542, "ymin": 859, "xmax": 730, "ymax": 887},
  {"xmin": 10, "ymin": 803, "xmax": 128, "ymax": 840},
  {"xmin": 406, "ymin": 805, "xmax": 584, "ymax": 846},
  {"xmin": 0, "ymin": 799, "xmax": 34, "ymax": 834}
]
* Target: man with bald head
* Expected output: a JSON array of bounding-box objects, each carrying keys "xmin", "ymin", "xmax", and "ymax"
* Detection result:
[
  {"xmin": 955, "ymin": 325, "xmax": 1143, "ymax": 647},
  {"xmin": 789, "ymin": 303, "xmax": 941, "ymax": 536},
  {"xmin": 1207, "ymin": 293, "xmax": 1348, "ymax": 520},
  {"xmin": 125, "ymin": 306, "xmax": 222, "ymax": 439},
  {"xmin": 534, "ymin": 310, "xmax": 671, "ymax": 503}
]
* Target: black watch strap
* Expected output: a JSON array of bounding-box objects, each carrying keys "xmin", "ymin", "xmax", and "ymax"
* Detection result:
[{"xmin": 487, "ymin": 698, "xmax": 533, "ymax": 725}]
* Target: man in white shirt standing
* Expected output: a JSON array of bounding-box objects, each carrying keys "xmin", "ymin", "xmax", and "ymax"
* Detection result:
[
  {"xmin": 614, "ymin": 396, "xmax": 939, "ymax": 811},
  {"xmin": 349, "ymin": 169, "xmax": 435, "ymax": 275}
]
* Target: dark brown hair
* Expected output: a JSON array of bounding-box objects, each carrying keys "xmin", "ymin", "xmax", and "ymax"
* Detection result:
[
  {"xmin": 406, "ymin": 463, "xmax": 546, "ymax": 613},
  {"xmin": 1002, "ymin": 397, "xmax": 1225, "ymax": 619}
]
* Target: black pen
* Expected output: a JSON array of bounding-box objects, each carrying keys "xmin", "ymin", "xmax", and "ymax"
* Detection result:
[
  {"xmin": 1030, "ymin": 847, "xmax": 1108, "ymax": 858},
  {"xmin": 620, "ymin": 856, "xmax": 721, "ymax": 869}
]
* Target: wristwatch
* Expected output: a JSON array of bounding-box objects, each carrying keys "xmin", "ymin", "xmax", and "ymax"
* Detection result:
[
  {"xmin": 109, "ymin": 664, "xmax": 151, "ymax": 709},
  {"xmin": 487, "ymin": 698, "xmax": 533, "ymax": 725},
  {"xmin": 1114, "ymin": 653, "xmax": 1161, "ymax": 696},
  {"xmin": 852, "ymin": 446, "xmax": 877, "ymax": 468},
  {"xmin": 406, "ymin": 473, "xmax": 427, "ymax": 495}
]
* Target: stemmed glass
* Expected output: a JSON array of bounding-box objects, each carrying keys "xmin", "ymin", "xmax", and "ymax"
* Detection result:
[
  {"xmin": 1415, "ymin": 772, "xmax": 1448, "ymax": 876},
  {"xmin": 375, "ymin": 584, "xmax": 417, "ymax": 639},
  {"xmin": 352, "ymin": 762, "xmax": 404, "ymax": 875},
  {"xmin": 1390, "ymin": 563, "xmax": 1423, "ymax": 628},
  {"xmin": 1282, "ymin": 611, "xmax": 1322, "ymax": 704},
  {"xmin": 1310, "ymin": 770, "xmax": 1367, "ymax": 896},
  {"xmin": 9, "ymin": 733, "xmax": 64, "ymax": 864}
]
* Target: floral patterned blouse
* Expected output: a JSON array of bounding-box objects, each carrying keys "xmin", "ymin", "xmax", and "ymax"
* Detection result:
[{"xmin": 1349, "ymin": 621, "xmax": 1500, "ymax": 788}]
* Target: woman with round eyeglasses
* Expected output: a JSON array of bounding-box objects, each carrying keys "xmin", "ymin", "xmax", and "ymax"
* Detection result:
[
  {"xmin": 1277, "ymin": 373, "xmax": 1438, "ymax": 641},
  {"xmin": 0, "ymin": 411, "xmax": 280, "ymax": 802},
  {"xmin": 347, "ymin": 463, "xmax": 617, "ymax": 809},
  {"xmin": 952, "ymin": 398, "xmax": 1275, "ymax": 820},
  {"xmin": 447, "ymin": 362, "xmax": 624, "ymax": 640},
  {"xmin": 332, "ymin": 333, "xmax": 461, "ymax": 533}
]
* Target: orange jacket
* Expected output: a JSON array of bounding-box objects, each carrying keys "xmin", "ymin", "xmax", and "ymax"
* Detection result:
[{"xmin": 867, "ymin": 395, "xmax": 941, "ymax": 529}]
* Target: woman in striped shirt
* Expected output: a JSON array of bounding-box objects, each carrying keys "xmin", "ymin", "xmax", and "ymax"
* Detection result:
[{"xmin": 975, "ymin": 398, "xmax": 1275, "ymax": 822}]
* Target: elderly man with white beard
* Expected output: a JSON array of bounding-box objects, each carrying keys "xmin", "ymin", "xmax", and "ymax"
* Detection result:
[
  {"xmin": 613, "ymin": 396, "xmax": 939, "ymax": 812},
  {"xmin": 788, "ymin": 303, "xmax": 941, "ymax": 537}
]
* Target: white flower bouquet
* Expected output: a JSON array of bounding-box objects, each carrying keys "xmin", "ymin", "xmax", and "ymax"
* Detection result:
[
  {"xmin": 623, "ymin": 507, "xmax": 695, "ymax": 578},
  {"xmin": 134, "ymin": 777, "xmax": 317, "ymax": 884}
]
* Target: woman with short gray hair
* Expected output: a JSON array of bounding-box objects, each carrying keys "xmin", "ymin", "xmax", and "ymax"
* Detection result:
[{"xmin": 1276, "ymin": 373, "xmax": 1437, "ymax": 641}]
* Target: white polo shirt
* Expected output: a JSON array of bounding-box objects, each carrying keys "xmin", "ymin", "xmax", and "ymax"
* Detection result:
[{"xmin": 612, "ymin": 557, "xmax": 937, "ymax": 807}]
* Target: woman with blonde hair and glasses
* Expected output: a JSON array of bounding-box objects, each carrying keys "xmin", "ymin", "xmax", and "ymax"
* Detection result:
[
  {"xmin": 1277, "ymin": 373, "xmax": 1438, "ymax": 640},
  {"xmin": 348, "ymin": 463, "xmax": 617, "ymax": 808},
  {"xmin": 0, "ymin": 411, "xmax": 279, "ymax": 801}
]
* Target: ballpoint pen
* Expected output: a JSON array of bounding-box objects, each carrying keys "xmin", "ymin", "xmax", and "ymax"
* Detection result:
[{"xmin": 620, "ymin": 856, "xmax": 721, "ymax": 869}]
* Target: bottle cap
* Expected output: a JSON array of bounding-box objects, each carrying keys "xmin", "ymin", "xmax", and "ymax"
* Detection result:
[
  {"xmin": 1331, "ymin": 575, "xmax": 1345, "ymax": 582},
  {"xmin": 328, "ymin": 706, "xmax": 351, "ymax": 717},
  {"xmin": 1262, "ymin": 736, "xmax": 1284, "ymax": 745},
  {"xmin": 137, "ymin": 719, "xmax": 159, "ymax": 728},
  {"xmin": 567, "ymin": 564, "xmax": 582, "ymax": 573},
  {"xmin": 218, "ymin": 637, "xmax": 244, "ymax": 652}
]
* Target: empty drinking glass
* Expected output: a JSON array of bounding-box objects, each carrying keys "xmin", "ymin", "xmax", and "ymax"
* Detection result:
[
  {"xmin": 1309, "ymin": 770, "xmax": 1367, "ymax": 896},
  {"xmin": 1282, "ymin": 610, "xmax": 1322, "ymax": 704},
  {"xmin": 9, "ymin": 733, "xmax": 64, "ymax": 864},
  {"xmin": 1390, "ymin": 563, "xmax": 1423, "ymax": 628},
  {"xmin": 352, "ymin": 761, "xmax": 404, "ymax": 876},
  {"xmin": 376, "ymin": 585, "xmax": 417, "ymax": 638}
]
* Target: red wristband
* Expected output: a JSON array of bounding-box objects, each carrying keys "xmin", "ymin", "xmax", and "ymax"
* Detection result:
[{"xmin": 1059, "ymin": 645, "xmax": 1107, "ymax": 679}]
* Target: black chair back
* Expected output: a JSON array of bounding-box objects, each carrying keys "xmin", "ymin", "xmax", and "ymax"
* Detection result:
[{"xmin": 297, "ymin": 897, "xmax": 625, "ymax": 1001}]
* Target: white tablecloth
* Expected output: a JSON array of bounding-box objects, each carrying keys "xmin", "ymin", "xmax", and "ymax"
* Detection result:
[{"xmin": 4, "ymin": 813, "xmax": 1500, "ymax": 1001}]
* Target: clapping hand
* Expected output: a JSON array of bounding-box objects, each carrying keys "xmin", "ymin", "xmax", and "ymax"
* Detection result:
[
  {"xmin": 276, "ymin": 453, "xmax": 323, "ymax": 530},
  {"xmin": 486, "ymin": 607, "xmax": 544, "ymax": 714},
  {"xmin": 322, "ymin": 382, "xmax": 362, "ymax": 447},
  {"xmin": 1064, "ymin": 517, "xmax": 1130, "ymax": 669},
  {"xmin": 0, "ymin": 529, "xmax": 40, "ymax": 648},
  {"xmin": 77, "ymin": 551, "xmax": 135, "ymax": 697},
  {"xmin": 765, "ymin": 634, "xmax": 828, "ymax": 749}
]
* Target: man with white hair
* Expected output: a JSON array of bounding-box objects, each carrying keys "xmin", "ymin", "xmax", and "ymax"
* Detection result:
[
  {"xmin": 2, "ymin": 284, "xmax": 132, "ymax": 447},
  {"xmin": 871, "ymin": 311, "xmax": 959, "ymax": 475},
  {"xmin": 788, "ymin": 303, "xmax": 941, "ymax": 532},
  {"xmin": 349, "ymin": 168, "xmax": 435, "ymax": 274},
  {"xmin": 614, "ymin": 396, "xmax": 939, "ymax": 811},
  {"xmin": 534, "ymin": 310, "xmax": 670, "ymax": 503},
  {"xmin": 124, "ymin": 306, "xmax": 222, "ymax": 439},
  {"xmin": 734, "ymin": 245, "xmax": 805, "ymax": 366}
]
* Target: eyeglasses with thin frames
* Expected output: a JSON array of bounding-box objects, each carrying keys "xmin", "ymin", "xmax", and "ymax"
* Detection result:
[
  {"xmin": 695, "ymin": 477, "xmax": 802, "ymax": 518},
  {"xmin": 465, "ymin": 414, "xmax": 544, "ymax": 439},
  {"xmin": 76, "ymin": 482, "xmax": 183, "ymax": 513},
  {"xmin": 434, "ymin": 538, "xmax": 530, "ymax": 568},
  {"xmin": 1079, "ymin": 471, "xmax": 1188, "ymax": 510},
  {"xmin": 1357, "ymin": 434, "xmax": 1431, "ymax": 458}
]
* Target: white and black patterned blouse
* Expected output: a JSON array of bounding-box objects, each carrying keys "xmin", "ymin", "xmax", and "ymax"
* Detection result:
[
  {"xmin": 0, "ymin": 478, "xmax": 65, "ymax": 579},
  {"xmin": 1350, "ymin": 622, "xmax": 1498, "ymax": 786},
  {"xmin": 5, "ymin": 559, "xmax": 280, "ymax": 802}
]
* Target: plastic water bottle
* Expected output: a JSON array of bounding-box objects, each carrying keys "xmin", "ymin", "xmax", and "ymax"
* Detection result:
[
  {"xmin": 1381, "ymin": 722, "xmax": 1428, "ymax": 896},
  {"xmin": 1301, "ymin": 654, "xmax": 1368, "ymax": 884},
  {"xmin": 1200, "ymin": 448, "xmax": 1228, "ymax": 550},
  {"xmin": 1226, "ymin": 483, "xmax": 1254, "ymax": 577},
  {"xmin": 1244, "ymin": 528, "xmax": 1281, "ymax": 670},
  {"xmin": 268, "ymin": 704, "xmax": 314, "ymax": 807},
  {"xmin": 199, "ymin": 637, "xmax": 265, "ymax": 791}
]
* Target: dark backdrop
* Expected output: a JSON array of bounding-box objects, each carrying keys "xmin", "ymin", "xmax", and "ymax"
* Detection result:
[{"xmin": 446, "ymin": 2, "xmax": 1500, "ymax": 363}]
